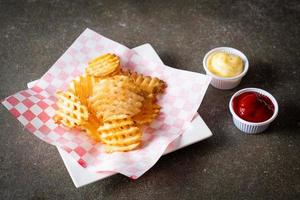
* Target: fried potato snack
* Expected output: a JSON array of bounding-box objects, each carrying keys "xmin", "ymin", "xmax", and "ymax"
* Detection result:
[
  {"xmin": 54, "ymin": 91, "xmax": 89, "ymax": 128},
  {"xmin": 81, "ymin": 114, "xmax": 102, "ymax": 142},
  {"xmin": 86, "ymin": 53, "xmax": 120, "ymax": 78},
  {"xmin": 133, "ymin": 98, "xmax": 161, "ymax": 127},
  {"xmin": 54, "ymin": 53, "xmax": 166, "ymax": 153},
  {"xmin": 121, "ymin": 69, "xmax": 166, "ymax": 97},
  {"xmin": 98, "ymin": 115, "xmax": 142, "ymax": 153},
  {"xmin": 68, "ymin": 74, "xmax": 100, "ymax": 106},
  {"xmin": 89, "ymin": 75, "xmax": 144, "ymax": 119}
]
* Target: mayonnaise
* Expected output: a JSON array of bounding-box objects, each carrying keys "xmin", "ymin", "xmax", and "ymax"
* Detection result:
[{"xmin": 207, "ymin": 52, "xmax": 243, "ymax": 78}]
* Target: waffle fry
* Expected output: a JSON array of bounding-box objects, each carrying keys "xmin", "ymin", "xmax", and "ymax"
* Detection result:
[
  {"xmin": 89, "ymin": 75, "xmax": 144, "ymax": 119},
  {"xmin": 121, "ymin": 69, "xmax": 166, "ymax": 97},
  {"xmin": 68, "ymin": 74, "xmax": 101, "ymax": 106},
  {"xmin": 98, "ymin": 115, "xmax": 142, "ymax": 152},
  {"xmin": 86, "ymin": 53, "xmax": 120, "ymax": 77},
  {"xmin": 54, "ymin": 91, "xmax": 89, "ymax": 128},
  {"xmin": 133, "ymin": 98, "xmax": 161, "ymax": 126},
  {"xmin": 81, "ymin": 114, "xmax": 102, "ymax": 142},
  {"xmin": 67, "ymin": 74, "xmax": 102, "ymax": 115},
  {"xmin": 53, "ymin": 53, "xmax": 166, "ymax": 153}
]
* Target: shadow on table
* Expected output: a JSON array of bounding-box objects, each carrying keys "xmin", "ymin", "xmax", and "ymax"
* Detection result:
[
  {"xmin": 159, "ymin": 52, "xmax": 182, "ymax": 69},
  {"xmin": 267, "ymin": 102, "xmax": 299, "ymax": 135},
  {"xmin": 238, "ymin": 61, "xmax": 280, "ymax": 89}
]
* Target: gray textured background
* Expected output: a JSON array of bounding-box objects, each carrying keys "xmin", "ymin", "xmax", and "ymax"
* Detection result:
[{"xmin": 0, "ymin": 0, "xmax": 299, "ymax": 199}]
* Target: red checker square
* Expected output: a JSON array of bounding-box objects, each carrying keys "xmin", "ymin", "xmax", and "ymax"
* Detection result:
[
  {"xmin": 53, "ymin": 126, "xmax": 65, "ymax": 135},
  {"xmin": 20, "ymin": 91, "xmax": 31, "ymax": 97},
  {"xmin": 63, "ymin": 146, "xmax": 72, "ymax": 153},
  {"xmin": 25, "ymin": 123, "xmax": 36, "ymax": 132},
  {"xmin": 6, "ymin": 96, "xmax": 19, "ymax": 106},
  {"xmin": 22, "ymin": 99, "xmax": 34, "ymax": 108},
  {"xmin": 48, "ymin": 96, "xmax": 56, "ymax": 102},
  {"xmin": 31, "ymin": 86, "xmax": 43, "ymax": 93},
  {"xmin": 37, "ymin": 101, "xmax": 49, "ymax": 109},
  {"xmin": 39, "ymin": 125, "xmax": 51, "ymax": 134},
  {"xmin": 34, "ymin": 94, "xmax": 45, "ymax": 100},
  {"xmin": 38, "ymin": 112, "xmax": 50, "ymax": 122},
  {"xmin": 23, "ymin": 110, "xmax": 35, "ymax": 121},
  {"xmin": 9, "ymin": 108, "xmax": 21, "ymax": 117},
  {"xmin": 78, "ymin": 158, "xmax": 87, "ymax": 168},
  {"xmin": 75, "ymin": 146, "xmax": 87, "ymax": 157}
]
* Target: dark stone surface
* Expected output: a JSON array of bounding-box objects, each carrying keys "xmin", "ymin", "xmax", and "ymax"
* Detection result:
[{"xmin": 0, "ymin": 0, "xmax": 299, "ymax": 199}]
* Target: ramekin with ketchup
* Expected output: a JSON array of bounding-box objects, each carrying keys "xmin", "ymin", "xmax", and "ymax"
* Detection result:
[{"xmin": 229, "ymin": 88, "xmax": 278, "ymax": 134}]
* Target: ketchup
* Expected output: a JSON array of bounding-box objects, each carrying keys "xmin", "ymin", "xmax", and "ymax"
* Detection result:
[{"xmin": 232, "ymin": 92, "xmax": 274, "ymax": 123}]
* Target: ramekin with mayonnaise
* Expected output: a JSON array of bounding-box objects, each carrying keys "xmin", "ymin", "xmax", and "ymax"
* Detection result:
[{"xmin": 203, "ymin": 47, "xmax": 249, "ymax": 90}]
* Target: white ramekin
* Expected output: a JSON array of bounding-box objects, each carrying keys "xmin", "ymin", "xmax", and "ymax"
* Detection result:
[
  {"xmin": 203, "ymin": 47, "xmax": 249, "ymax": 90},
  {"xmin": 229, "ymin": 88, "xmax": 279, "ymax": 134}
]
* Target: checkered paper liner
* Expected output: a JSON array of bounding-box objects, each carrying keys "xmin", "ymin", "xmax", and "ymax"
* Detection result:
[{"xmin": 2, "ymin": 28, "xmax": 211, "ymax": 178}]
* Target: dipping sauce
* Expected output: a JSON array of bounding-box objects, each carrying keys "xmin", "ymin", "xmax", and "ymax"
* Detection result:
[
  {"xmin": 232, "ymin": 92, "xmax": 274, "ymax": 123},
  {"xmin": 207, "ymin": 52, "xmax": 243, "ymax": 78}
]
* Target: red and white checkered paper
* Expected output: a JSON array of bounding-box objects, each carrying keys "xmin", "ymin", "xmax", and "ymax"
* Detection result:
[{"xmin": 2, "ymin": 28, "xmax": 211, "ymax": 178}]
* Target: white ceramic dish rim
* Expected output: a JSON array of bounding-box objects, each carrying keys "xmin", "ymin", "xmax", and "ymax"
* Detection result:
[
  {"xmin": 203, "ymin": 47, "xmax": 249, "ymax": 81},
  {"xmin": 229, "ymin": 88, "xmax": 279, "ymax": 126}
]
